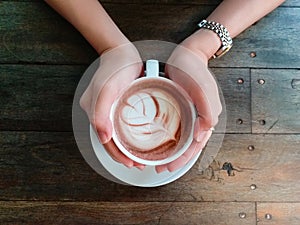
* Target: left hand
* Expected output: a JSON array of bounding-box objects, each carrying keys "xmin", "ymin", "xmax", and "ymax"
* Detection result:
[{"xmin": 155, "ymin": 41, "xmax": 222, "ymax": 173}]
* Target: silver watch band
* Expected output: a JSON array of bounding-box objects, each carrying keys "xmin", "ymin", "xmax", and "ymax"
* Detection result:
[{"xmin": 198, "ymin": 20, "xmax": 233, "ymax": 58}]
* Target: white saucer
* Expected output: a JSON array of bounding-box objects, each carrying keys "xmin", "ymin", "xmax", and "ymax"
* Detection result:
[{"xmin": 90, "ymin": 126, "xmax": 201, "ymax": 187}]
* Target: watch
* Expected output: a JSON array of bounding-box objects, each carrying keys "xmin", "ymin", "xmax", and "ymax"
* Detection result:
[{"xmin": 198, "ymin": 20, "xmax": 233, "ymax": 58}]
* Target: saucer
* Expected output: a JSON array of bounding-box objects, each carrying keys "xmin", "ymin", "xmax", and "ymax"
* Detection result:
[{"xmin": 90, "ymin": 126, "xmax": 201, "ymax": 187}]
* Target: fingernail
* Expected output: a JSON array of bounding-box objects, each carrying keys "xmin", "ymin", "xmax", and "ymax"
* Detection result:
[
  {"xmin": 168, "ymin": 164, "xmax": 182, "ymax": 173},
  {"xmin": 125, "ymin": 162, "xmax": 134, "ymax": 168},
  {"xmin": 98, "ymin": 131, "xmax": 109, "ymax": 144},
  {"xmin": 135, "ymin": 165, "xmax": 145, "ymax": 171},
  {"xmin": 133, "ymin": 162, "xmax": 145, "ymax": 170},
  {"xmin": 196, "ymin": 131, "xmax": 206, "ymax": 142},
  {"xmin": 156, "ymin": 166, "xmax": 167, "ymax": 174}
]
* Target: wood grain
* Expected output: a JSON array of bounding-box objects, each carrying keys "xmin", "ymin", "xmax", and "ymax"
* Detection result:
[
  {"xmin": 178, "ymin": 133, "xmax": 300, "ymax": 202},
  {"xmin": 0, "ymin": 201, "xmax": 255, "ymax": 225},
  {"xmin": 0, "ymin": 2, "xmax": 97, "ymax": 64},
  {"xmin": 212, "ymin": 68, "xmax": 251, "ymax": 134},
  {"xmin": 3, "ymin": 0, "xmax": 298, "ymax": 7},
  {"xmin": 0, "ymin": 65, "xmax": 250, "ymax": 133},
  {"xmin": 1, "ymin": 2, "xmax": 299, "ymax": 69},
  {"xmin": 251, "ymin": 69, "xmax": 300, "ymax": 134},
  {"xmin": 257, "ymin": 203, "xmax": 300, "ymax": 225},
  {"xmin": 0, "ymin": 1, "xmax": 299, "ymax": 224},
  {"xmin": 0, "ymin": 65, "xmax": 85, "ymax": 131},
  {"xmin": 0, "ymin": 132, "xmax": 299, "ymax": 202},
  {"xmin": 210, "ymin": 7, "xmax": 300, "ymax": 69},
  {"xmin": 103, "ymin": 0, "xmax": 300, "ymax": 6}
]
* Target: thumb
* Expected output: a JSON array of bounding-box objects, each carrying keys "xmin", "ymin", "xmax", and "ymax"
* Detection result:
[
  {"xmin": 91, "ymin": 81, "xmax": 117, "ymax": 144},
  {"xmin": 92, "ymin": 63, "xmax": 143, "ymax": 144},
  {"xmin": 193, "ymin": 117, "xmax": 214, "ymax": 143},
  {"xmin": 94, "ymin": 117, "xmax": 113, "ymax": 144}
]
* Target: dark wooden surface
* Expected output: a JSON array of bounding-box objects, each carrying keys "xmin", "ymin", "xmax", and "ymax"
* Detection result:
[{"xmin": 0, "ymin": 1, "xmax": 299, "ymax": 225}]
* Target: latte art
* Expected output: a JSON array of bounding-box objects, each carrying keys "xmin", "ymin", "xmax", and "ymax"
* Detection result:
[
  {"xmin": 112, "ymin": 77, "xmax": 194, "ymax": 162},
  {"xmin": 115, "ymin": 89, "xmax": 181, "ymax": 160}
]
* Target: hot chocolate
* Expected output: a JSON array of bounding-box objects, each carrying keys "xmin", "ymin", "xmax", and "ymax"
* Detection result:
[{"xmin": 112, "ymin": 77, "xmax": 193, "ymax": 161}]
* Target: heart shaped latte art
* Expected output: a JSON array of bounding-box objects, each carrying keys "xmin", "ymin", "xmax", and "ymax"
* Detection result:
[{"xmin": 116, "ymin": 89, "xmax": 181, "ymax": 158}]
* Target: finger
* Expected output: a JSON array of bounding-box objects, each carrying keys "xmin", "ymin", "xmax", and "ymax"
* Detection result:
[
  {"xmin": 166, "ymin": 66, "xmax": 214, "ymax": 124},
  {"xmin": 196, "ymin": 129, "xmax": 212, "ymax": 148},
  {"xmin": 134, "ymin": 164, "xmax": 146, "ymax": 171},
  {"xmin": 166, "ymin": 46, "xmax": 222, "ymax": 127},
  {"xmin": 103, "ymin": 140, "xmax": 134, "ymax": 168},
  {"xmin": 156, "ymin": 129, "xmax": 212, "ymax": 174},
  {"xmin": 103, "ymin": 140, "xmax": 145, "ymax": 170},
  {"xmin": 79, "ymin": 86, "xmax": 93, "ymax": 119},
  {"xmin": 93, "ymin": 63, "xmax": 142, "ymax": 144},
  {"xmin": 155, "ymin": 139, "xmax": 199, "ymax": 173},
  {"xmin": 193, "ymin": 117, "xmax": 214, "ymax": 142},
  {"xmin": 155, "ymin": 165, "xmax": 168, "ymax": 174},
  {"xmin": 167, "ymin": 140, "xmax": 201, "ymax": 172},
  {"xmin": 193, "ymin": 117, "xmax": 201, "ymax": 141}
]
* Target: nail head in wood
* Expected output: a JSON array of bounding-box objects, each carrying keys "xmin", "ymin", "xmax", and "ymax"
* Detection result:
[
  {"xmin": 291, "ymin": 79, "xmax": 300, "ymax": 90},
  {"xmin": 236, "ymin": 118, "xmax": 243, "ymax": 125},
  {"xmin": 265, "ymin": 213, "xmax": 272, "ymax": 220},
  {"xmin": 258, "ymin": 79, "xmax": 265, "ymax": 85},
  {"xmin": 239, "ymin": 212, "xmax": 247, "ymax": 219},
  {"xmin": 250, "ymin": 52, "xmax": 257, "ymax": 58},
  {"xmin": 237, "ymin": 78, "xmax": 244, "ymax": 84},
  {"xmin": 250, "ymin": 184, "xmax": 257, "ymax": 190},
  {"xmin": 259, "ymin": 119, "xmax": 266, "ymax": 125},
  {"xmin": 248, "ymin": 145, "xmax": 255, "ymax": 151}
]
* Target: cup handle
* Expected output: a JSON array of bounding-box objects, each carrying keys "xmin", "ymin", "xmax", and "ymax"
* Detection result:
[{"xmin": 146, "ymin": 59, "xmax": 159, "ymax": 77}]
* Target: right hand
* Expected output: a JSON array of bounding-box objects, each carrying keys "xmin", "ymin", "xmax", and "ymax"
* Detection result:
[{"xmin": 80, "ymin": 43, "xmax": 145, "ymax": 169}]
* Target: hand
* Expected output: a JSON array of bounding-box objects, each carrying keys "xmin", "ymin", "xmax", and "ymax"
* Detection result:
[
  {"xmin": 80, "ymin": 43, "xmax": 145, "ymax": 169},
  {"xmin": 155, "ymin": 41, "xmax": 222, "ymax": 173}
]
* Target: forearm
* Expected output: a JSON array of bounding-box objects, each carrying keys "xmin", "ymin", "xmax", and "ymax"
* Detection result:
[
  {"xmin": 183, "ymin": 0, "xmax": 285, "ymax": 60},
  {"xmin": 45, "ymin": 0, "xmax": 129, "ymax": 54}
]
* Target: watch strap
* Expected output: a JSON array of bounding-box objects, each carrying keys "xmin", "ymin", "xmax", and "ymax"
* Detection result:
[{"xmin": 198, "ymin": 20, "xmax": 233, "ymax": 58}]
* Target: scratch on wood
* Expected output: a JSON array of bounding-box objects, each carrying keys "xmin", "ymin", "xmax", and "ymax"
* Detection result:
[
  {"xmin": 222, "ymin": 162, "xmax": 236, "ymax": 176},
  {"xmin": 2, "ymin": 32, "xmax": 22, "ymax": 60},
  {"xmin": 156, "ymin": 201, "xmax": 175, "ymax": 225},
  {"xmin": 221, "ymin": 162, "xmax": 257, "ymax": 176},
  {"xmin": 264, "ymin": 119, "xmax": 279, "ymax": 135},
  {"xmin": 197, "ymin": 160, "xmax": 224, "ymax": 183},
  {"xmin": 31, "ymin": 144, "xmax": 63, "ymax": 166}
]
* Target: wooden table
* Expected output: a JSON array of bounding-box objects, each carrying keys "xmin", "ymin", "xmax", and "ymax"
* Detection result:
[{"xmin": 1, "ymin": 1, "xmax": 299, "ymax": 224}]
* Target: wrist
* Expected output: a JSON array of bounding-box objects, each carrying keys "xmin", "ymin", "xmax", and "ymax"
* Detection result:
[
  {"xmin": 96, "ymin": 36, "xmax": 130, "ymax": 55},
  {"xmin": 100, "ymin": 42, "xmax": 142, "ymax": 69},
  {"xmin": 181, "ymin": 29, "xmax": 222, "ymax": 61}
]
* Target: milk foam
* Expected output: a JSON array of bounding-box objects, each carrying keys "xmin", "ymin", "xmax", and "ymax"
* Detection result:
[{"xmin": 117, "ymin": 89, "xmax": 181, "ymax": 153}]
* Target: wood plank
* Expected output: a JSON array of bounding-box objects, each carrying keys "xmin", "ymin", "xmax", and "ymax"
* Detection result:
[
  {"xmin": 102, "ymin": 0, "xmax": 300, "ymax": 6},
  {"xmin": 210, "ymin": 7, "xmax": 300, "ymax": 68},
  {"xmin": 257, "ymin": 203, "xmax": 300, "ymax": 225},
  {"xmin": 251, "ymin": 69, "xmax": 300, "ymax": 134},
  {"xmin": 178, "ymin": 133, "xmax": 300, "ymax": 202},
  {"xmin": 283, "ymin": 0, "xmax": 300, "ymax": 6},
  {"xmin": 105, "ymin": 0, "xmax": 221, "ymax": 4},
  {"xmin": 0, "ymin": 132, "xmax": 299, "ymax": 202},
  {"xmin": 1, "ymin": 2, "xmax": 298, "ymax": 69},
  {"xmin": 212, "ymin": 68, "xmax": 251, "ymax": 133},
  {"xmin": 0, "ymin": 0, "xmax": 221, "ymax": 4},
  {"xmin": 0, "ymin": 65, "xmax": 249, "ymax": 133},
  {"xmin": 0, "ymin": 2, "xmax": 97, "ymax": 64},
  {"xmin": 106, "ymin": 5, "xmax": 300, "ymax": 69},
  {"xmin": 4, "ymin": 0, "xmax": 299, "ymax": 7},
  {"xmin": 0, "ymin": 65, "xmax": 85, "ymax": 131},
  {"xmin": 0, "ymin": 201, "xmax": 255, "ymax": 225}
]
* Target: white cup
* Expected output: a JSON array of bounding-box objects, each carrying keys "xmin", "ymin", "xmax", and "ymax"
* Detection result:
[{"xmin": 110, "ymin": 59, "xmax": 196, "ymax": 166}]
